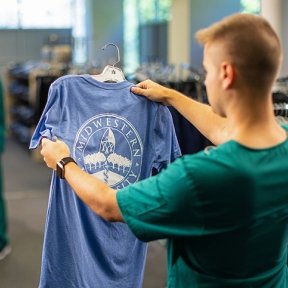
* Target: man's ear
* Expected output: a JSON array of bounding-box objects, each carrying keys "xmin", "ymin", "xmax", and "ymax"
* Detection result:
[{"xmin": 220, "ymin": 62, "xmax": 234, "ymax": 89}]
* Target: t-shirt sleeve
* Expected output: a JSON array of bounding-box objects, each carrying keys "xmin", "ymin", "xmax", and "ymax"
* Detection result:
[
  {"xmin": 152, "ymin": 104, "xmax": 181, "ymax": 171},
  {"xmin": 29, "ymin": 81, "xmax": 63, "ymax": 149},
  {"xmin": 116, "ymin": 156, "xmax": 204, "ymax": 242}
]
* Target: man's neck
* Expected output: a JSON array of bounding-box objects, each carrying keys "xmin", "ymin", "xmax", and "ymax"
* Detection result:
[{"xmin": 225, "ymin": 93, "xmax": 287, "ymax": 148}]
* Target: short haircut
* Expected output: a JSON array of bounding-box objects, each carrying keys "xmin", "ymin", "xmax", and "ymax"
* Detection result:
[{"xmin": 195, "ymin": 13, "xmax": 282, "ymax": 90}]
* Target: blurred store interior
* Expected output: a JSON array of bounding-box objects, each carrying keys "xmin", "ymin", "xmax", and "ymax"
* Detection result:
[{"xmin": 0, "ymin": 0, "xmax": 287, "ymax": 287}]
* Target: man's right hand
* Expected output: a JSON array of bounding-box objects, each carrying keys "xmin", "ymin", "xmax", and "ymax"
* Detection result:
[{"xmin": 131, "ymin": 79, "xmax": 174, "ymax": 105}]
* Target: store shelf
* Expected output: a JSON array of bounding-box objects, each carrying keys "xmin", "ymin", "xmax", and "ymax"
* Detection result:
[{"xmin": 4, "ymin": 62, "xmax": 64, "ymax": 160}]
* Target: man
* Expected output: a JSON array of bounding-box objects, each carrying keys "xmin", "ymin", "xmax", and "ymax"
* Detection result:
[{"xmin": 41, "ymin": 13, "xmax": 288, "ymax": 287}]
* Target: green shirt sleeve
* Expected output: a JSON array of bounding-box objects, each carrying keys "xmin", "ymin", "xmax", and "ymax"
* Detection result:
[
  {"xmin": 116, "ymin": 156, "xmax": 204, "ymax": 242},
  {"xmin": 282, "ymin": 124, "xmax": 288, "ymax": 132}
]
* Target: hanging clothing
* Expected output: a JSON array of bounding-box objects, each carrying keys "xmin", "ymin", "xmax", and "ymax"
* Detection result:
[
  {"xmin": 168, "ymin": 106, "xmax": 211, "ymax": 155},
  {"xmin": 30, "ymin": 74, "xmax": 181, "ymax": 288}
]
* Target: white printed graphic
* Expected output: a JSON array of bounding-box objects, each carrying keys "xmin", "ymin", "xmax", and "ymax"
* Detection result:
[{"xmin": 73, "ymin": 114, "xmax": 143, "ymax": 189}]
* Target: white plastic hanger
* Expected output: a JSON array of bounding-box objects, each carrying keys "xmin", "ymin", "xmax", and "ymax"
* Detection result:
[{"xmin": 92, "ymin": 43, "xmax": 125, "ymax": 83}]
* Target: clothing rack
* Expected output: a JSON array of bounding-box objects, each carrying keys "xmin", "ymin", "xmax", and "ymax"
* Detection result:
[
  {"xmin": 5, "ymin": 61, "xmax": 66, "ymax": 149},
  {"xmin": 273, "ymin": 76, "xmax": 288, "ymax": 119}
]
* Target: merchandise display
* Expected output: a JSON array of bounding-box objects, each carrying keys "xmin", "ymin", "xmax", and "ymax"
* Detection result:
[{"xmin": 5, "ymin": 62, "xmax": 65, "ymax": 147}]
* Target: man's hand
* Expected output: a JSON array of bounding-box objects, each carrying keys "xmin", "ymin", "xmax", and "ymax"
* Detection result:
[
  {"xmin": 131, "ymin": 79, "xmax": 229, "ymax": 146},
  {"xmin": 41, "ymin": 138, "xmax": 122, "ymax": 222},
  {"xmin": 131, "ymin": 79, "xmax": 174, "ymax": 105},
  {"xmin": 41, "ymin": 138, "xmax": 70, "ymax": 170}
]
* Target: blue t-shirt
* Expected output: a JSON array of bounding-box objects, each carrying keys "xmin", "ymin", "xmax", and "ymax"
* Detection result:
[{"xmin": 30, "ymin": 74, "xmax": 181, "ymax": 288}]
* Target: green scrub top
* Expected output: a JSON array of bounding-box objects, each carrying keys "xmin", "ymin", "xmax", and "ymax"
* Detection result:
[{"xmin": 117, "ymin": 125, "xmax": 288, "ymax": 288}]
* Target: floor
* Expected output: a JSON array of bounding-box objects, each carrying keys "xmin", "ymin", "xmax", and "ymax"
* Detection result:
[{"xmin": 0, "ymin": 137, "xmax": 167, "ymax": 288}]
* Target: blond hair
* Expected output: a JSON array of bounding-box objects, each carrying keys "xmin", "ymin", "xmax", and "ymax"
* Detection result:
[{"xmin": 195, "ymin": 13, "xmax": 282, "ymax": 90}]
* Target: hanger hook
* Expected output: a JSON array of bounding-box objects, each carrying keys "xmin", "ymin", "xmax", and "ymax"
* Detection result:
[{"xmin": 101, "ymin": 43, "xmax": 120, "ymax": 67}]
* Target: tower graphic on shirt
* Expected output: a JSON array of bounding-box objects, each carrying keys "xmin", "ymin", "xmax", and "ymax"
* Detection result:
[{"xmin": 73, "ymin": 114, "xmax": 143, "ymax": 189}]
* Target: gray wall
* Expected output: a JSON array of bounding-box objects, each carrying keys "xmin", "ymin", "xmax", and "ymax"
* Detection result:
[
  {"xmin": 139, "ymin": 22, "xmax": 168, "ymax": 64},
  {"xmin": 0, "ymin": 29, "xmax": 72, "ymax": 68},
  {"xmin": 282, "ymin": 0, "xmax": 288, "ymax": 76},
  {"xmin": 85, "ymin": 0, "xmax": 124, "ymax": 69},
  {"xmin": 276, "ymin": 0, "xmax": 288, "ymax": 76},
  {"xmin": 190, "ymin": 0, "xmax": 241, "ymax": 69}
]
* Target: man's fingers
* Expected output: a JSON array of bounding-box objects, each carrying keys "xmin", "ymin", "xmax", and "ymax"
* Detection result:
[
  {"xmin": 131, "ymin": 86, "xmax": 148, "ymax": 96},
  {"xmin": 41, "ymin": 137, "xmax": 56, "ymax": 146},
  {"xmin": 131, "ymin": 79, "xmax": 157, "ymax": 96},
  {"xmin": 41, "ymin": 137, "xmax": 49, "ymax": 146},
  {"xmin": 136, "ymin": 80, "xmax": 149, "ymax": 88}
]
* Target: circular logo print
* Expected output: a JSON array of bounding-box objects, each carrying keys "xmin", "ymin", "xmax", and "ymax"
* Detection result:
[{"xmin": 73, "ymin": 114, "xmax": 143, "ymax": 189}]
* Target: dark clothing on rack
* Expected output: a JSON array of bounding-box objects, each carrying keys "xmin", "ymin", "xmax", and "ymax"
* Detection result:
[
  {"xmin": 165, "ymin": 80, "xmax": 211, "ymax": 155},
  {"xmin": 168, "ymin": 106, "xmax": 211, "ymax": 155}
]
